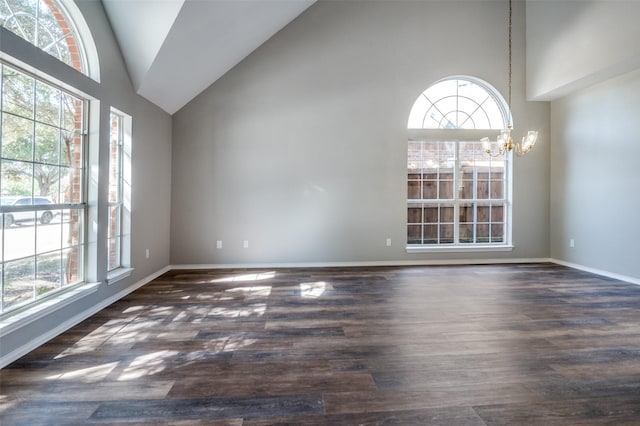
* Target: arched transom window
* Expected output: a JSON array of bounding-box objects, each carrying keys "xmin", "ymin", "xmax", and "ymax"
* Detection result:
[
  {"xmin": 0, "ymin": 0, "xmax": 89, "ymax": 75},
  {"xmin": 406, "ymin": 77, "xmax": 513, "ymax": 250},
  {"xmin": 408, "ymin": 78, "xmax": 508, "ymax": 130}
]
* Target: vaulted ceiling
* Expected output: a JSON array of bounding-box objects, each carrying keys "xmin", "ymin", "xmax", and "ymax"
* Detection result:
[{"xmin": 102, "ymin": 0, "xmax": 315, "ymax": 114}]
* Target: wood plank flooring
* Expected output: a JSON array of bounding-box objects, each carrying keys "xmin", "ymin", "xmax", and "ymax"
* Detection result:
[{"xmin": 3, "ymin": 263, "xmax": 640, "ymax": 424}]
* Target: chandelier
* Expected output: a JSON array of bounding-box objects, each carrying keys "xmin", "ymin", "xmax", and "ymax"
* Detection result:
[{"xmin": 482, "ymin": 0, "xmax": 538, "ymax": 157}]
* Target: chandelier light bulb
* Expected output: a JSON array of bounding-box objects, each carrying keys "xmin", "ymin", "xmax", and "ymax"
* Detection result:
[{"xmin": 522, "ymin": 130, "xmax": 538, "ymax": 150}]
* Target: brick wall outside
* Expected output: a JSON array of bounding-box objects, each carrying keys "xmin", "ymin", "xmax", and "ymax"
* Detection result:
[{"xmin": 44, "ymin": 0, "xmax": 84, "ymax": 283}]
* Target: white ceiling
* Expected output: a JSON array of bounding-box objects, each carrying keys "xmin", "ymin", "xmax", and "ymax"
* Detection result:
[{"xmin": 102, "ymin": 0, "xmax": 316, "ymax": 114}]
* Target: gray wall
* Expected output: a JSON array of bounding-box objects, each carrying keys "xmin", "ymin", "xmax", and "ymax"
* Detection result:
[
  {"xmin": 526, "ymin": 0, "xmax": 640, "ymax": 101},
  {"xmin": 526, "ymin": 0, "xmax": 640, "ymax": 281},
  {"xmin": 171, "ymin": 0, "xmax": 550, "ymax": 265},
  {"xmin": 73, "ymin": 1, "xmax": 173, "ymax": 278},
  {"xmin": 1, "ymin": 0, "xmax": 172, "ymax": 364},
  {"xmin": 550, "ymin": 69, "xmax": 640, "ymax": 280}
]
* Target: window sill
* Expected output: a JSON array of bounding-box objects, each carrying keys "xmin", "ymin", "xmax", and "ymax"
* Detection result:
[
  {"xmin": 106, "ymin": 267, "xmax": 134, "ymax": 285},
  {"xmin": 406, "ymin": 244, "xmax": 514, "ymax": 253},
  {"xmin": 0, "ymin": 282, "xmax": 101, "ymax": 337}
]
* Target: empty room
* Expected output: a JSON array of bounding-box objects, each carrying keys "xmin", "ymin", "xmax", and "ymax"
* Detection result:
[{"xmin": 1, "ymin": 0, "xmax": 640, "ymax": 424}]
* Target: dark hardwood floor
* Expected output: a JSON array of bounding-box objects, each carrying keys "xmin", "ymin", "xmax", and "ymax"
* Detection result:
[{"xmin": 3, "ymin": 263, "xmax": 640, "ymax": 425}]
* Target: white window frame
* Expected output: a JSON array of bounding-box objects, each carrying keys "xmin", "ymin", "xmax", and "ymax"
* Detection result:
[
  {"xmin": 0, "ymin": 0, "xmax": 100, "ymax": 81},
  {"xmin": 106, "ymin": 108, "xmax": 131, "ymax": 284},
  {"xmin": 0, "ymin": 0, "xmax": 101, "ymax": 329},
  {"xmin": 406, "ymin": 77, "xmax": 513, "ymax": 253},
  {"xmin": 0, "ymin": 60, "xmax": 92, "ymax": 315}
]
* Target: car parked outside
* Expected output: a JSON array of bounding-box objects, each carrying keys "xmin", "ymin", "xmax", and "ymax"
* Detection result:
[{"xmin": 1, "ymin": 196, "xmax": 56, "ymax": 227}]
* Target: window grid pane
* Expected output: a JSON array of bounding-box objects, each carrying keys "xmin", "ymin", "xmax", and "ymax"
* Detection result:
[
  {"xmin": 408, "ymin": 78, "xmax": 506, "ymax": 130},
  {"xmin": 107, "ymin": 111, "xmax": 124, "ymax": 272},
  {"xmin": 0, "ymin": 0, "xmax": 86, "ymax": 74},
  {"xmin": 1, "ymin": 62, "xmax": 86, "ymax": 314},
  {"xmin": 407, "ymin": 141, "xmax": 458, "ymax": 202},
  {"xmin": 407, "ymin": 138, "xmax": 508, "ymax": 246}
]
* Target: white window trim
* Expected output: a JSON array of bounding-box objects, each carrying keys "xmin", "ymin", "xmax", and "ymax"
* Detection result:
[
  {"xmin": 0, "ymin": 1, "xmax": 101, "ymax": 322},
  {"xmin": 406, "ymin": 85, "xmax": 514, "ymax": 253},
  {"xmin": 0, "ymin": 281, "xmax": 100, "ymax": 337},
  {"xmin": 56, "ymin": 0, "xmax": 100, "ymax": 82},
  {"xmin": 0, "ymin": 59, "xmax": 95, "ymax": 315},
  {"xmin": 405, "ymin": 140, "xmax": 514, "ymax": 252},
  {"xmin": 106, "ymin": 107, "xmax": 131, "ymax": 278},
  {"xmin": 106, "ymin": 267, "xmax": 133, "ymax": 285},
  {"xmin": 408, "ymin": 129, "xmax": 502, "ymax": 141},
  {"xmin": 407, "ymin": 244, "xmax": 514, "ymax": 254}
]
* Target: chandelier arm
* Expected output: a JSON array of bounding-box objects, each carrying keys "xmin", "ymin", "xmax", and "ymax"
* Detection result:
[
  {"xmin": 484, "ymin": 144, "xmax": 507, "ymax": 158},
  {"xmin": 487, "ymin": 150, "xmax": 504, "ymax": 158},
  {"xmin": 514, "ymin": 144, "xmax": 524, "ymax": 157}
]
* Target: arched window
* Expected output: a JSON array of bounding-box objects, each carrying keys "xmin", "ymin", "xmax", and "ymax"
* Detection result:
[
  {"xmin": 0, "ymin": 0, "xmax": 99, "ymax": 79},
  {"xmin": 407, "ymin": 76, "xmax": 512, "ymax": 250}
]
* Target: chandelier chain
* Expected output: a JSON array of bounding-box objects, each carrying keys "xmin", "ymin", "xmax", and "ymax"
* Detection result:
[
  {"xmin": 508, "ymin": 0, "xmax": 512, "ymax": 111},
  {"xmin": 482, "ymin": 0, "xmax": 538, "ymax": 157}
]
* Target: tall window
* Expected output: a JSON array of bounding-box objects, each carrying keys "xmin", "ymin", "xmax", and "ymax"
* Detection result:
[
  {"xmin": 0, "ymin": 0, "xmax": 96, "ymax": 315},
  {"xmin": 407, "ymin": 77, "xmax": 511, "ymax": 249},
  {"xmin": 0, "ymin": 0, "xmax": 87, "ymax": 74},
  {"xmin": 108, "ymin": 109, "xmax": 130, "ymax": 274},
  {"xmin": 1, "ymin": 62, "xmax": 86, "ymax": 313}
]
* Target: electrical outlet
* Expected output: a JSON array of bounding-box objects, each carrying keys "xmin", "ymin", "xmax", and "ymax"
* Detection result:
[
  {"xmin": 386, "ymin": 238, "xmax": 392, "ymax": 247},
  {"xmin": 243, "ymin": 240, "xmax": 249, "ymax": 249},
  {"xmin": 145, "ymin": 248, "xmax": 150, "ymax": 259},
  {"xmin": 216, "ymin": 240, "xmax": 223, "ymax": 249},
  {"xmin": 569, "ymin": 239, "xmax": 575, "ymax": 248}
]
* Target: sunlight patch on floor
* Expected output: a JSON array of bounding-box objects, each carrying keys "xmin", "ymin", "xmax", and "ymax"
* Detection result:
[
  {"xmin": 118, "ymin": 350, "xmax": 178, "ymax": 381},
  {"xmin": 208, "ymin": 303, "xmax": 267, "ymax": 318},
  {"xmin": 213, "ymin": 271, "xmax": 276, "ymax": 283},
  {"xmin": 225, "ymin": 286, "xmax": 272, "ymax": 304},
  {"xmin": 122, "ymin": 305, "xmax": 149, "ymax": 314},
  {"xmin": 0, "ymin": 395, "xmax": 16, "ymax": 414},
  {"xmin": 46, "ymin": 361, "xmax": 119, "ymax": 383},
  {"xmin": 300, "ymin": 281, "xmax": 332, "ymax": 298},
  {"xmin": 54, "ymin": 319, "xmax": 132, "ymax": 359}
]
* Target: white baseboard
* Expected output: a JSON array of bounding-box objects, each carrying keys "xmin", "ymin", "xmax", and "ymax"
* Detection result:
[
  {"xmin": 550, "ymin": 258, "xmax": 640, "ymax": 286},
  {"xmin": 171, "ymin": 258, "xmax": 553, "ymax": 270},
  {"xmin": 0, "ymin": 266, "xmax": 170, "ymax": 369}
]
